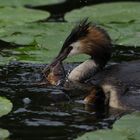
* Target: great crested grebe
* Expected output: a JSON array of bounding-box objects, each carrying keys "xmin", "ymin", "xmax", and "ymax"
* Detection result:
[
  {"xmin": 44, "ymin": 19, "xmax": 140, "ymax": 110},
  {"xmin": 44, "ymin": 18, "xmax": 112, "ymax": 82}
]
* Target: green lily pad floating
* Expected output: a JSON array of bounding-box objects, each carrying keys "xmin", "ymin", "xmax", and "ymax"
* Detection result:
[
  {"xmin": 102, "ymin": 21, "xmax": 140, "ymax": 46},
  {"xmin": 0, "ymin": 21, "xmax": 139, "ymax": 64},
  {"xmin": 66, "ymin": 2, "xmax": 140, "ymax": 23},
  {"xmin": 0, "ymin": 96, "xmax": 13, "ymax": 117},
  {"xmin": 0, "ymin": 0, "xmax": 62, "ymax": 7},
  {"xmin": 113, "ymin": 112, "xmax": 140, "ymax": 136},
  {"xmin": 0, "ymin": 128, "xmax": 10, "ymax": 140},
  {"xmin": 0, "ymin": 22, "xmax": 71, "ymax": 63},
  {"xmin": 76, "ymin": 112, "xmax": 140, "ymax": 140},
  {"xmin": 0, "ymin": 7, "xmax": 48, "ymax": 26},
  {"xmin": 0, "ymin": 2, "xmax": 140, "ymax": 64},
  {"xmin": 0, "ymin": 22, "xmax": 89, "ymax": 64},
  {"xmin": 0, "ymin": 22, "xmax": 72, "ymax": 45},
  {"xmin": 65, "ymin": 2, "xmax": 140, "ymax": 46}
]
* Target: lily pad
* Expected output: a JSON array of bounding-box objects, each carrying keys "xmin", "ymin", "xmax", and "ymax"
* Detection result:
[
  {"xmin": 0, "ymin": 0, "xmax": 63, "ymax": 7},
  {"xmin": 114, "ymin": 112, "xmax": 140, "ymax": 135},
  {"xmin": 0, "ymin": 7, "xmax": 48, "ymax": 26},
  {"xmin": 76, "ymin": 112, "xmax": 140, "ymax": 140},
  {"xmin": 65, "ymin": 2, "xmax": 140, "ymax": 46},
  {"xmin": 0, "ymin": 22, "xmax": 89, "ymax": 63},
  {"xmin": 66, "ymin": 2, "xmax": 140, "ymax": 23},
  {"xmin": 102, "ymin": 21, "xmax": 140, "ymax": 46},
  {"xmin": 0, "ymin": 96, "xmax": 13, "ymax": 117},
  {"xmin": 0, "ymin": 2, "xmax": 140, "ymax": 64},
  {"xmin": 0, "ymin": 128, "xmax": 10, "ymax": 140},
  {"xmin": 0, "ymin": 20, "xmax": 139, "ymax": 64}
]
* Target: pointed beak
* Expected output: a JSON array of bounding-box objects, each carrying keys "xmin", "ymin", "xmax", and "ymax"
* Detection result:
[{"xmin": 43, "ymin": 46, "xmax": 72, "ymax": 73}]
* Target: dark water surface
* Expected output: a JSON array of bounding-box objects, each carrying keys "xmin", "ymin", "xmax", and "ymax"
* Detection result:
[
  {"xmin": 0, "ymin": 49, "xmax": 139, "ymax": 139},
  {"xmin": 0, "ymin": 45, "xmax": 140, "ymax": 140},
  {"xmin": 0, "ymin": 62, "xmax": 118, "ymax": 140}
]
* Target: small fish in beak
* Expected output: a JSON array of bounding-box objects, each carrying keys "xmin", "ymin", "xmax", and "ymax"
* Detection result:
[
  {"xmin": 44, "ymin": 61, "xmax": 66, "ymax": 86},
  {"xmin": 42, "ymin": 45, "xmax": 72, "ymax": 85},
  {"xmin": 43, "ymin": 46, "xmax": 73, "ymax": 74}
]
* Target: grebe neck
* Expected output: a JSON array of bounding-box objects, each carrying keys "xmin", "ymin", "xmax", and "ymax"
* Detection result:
[{"xmin": 68, "ymin": 59, "xmax": 99, "ymax": 82}]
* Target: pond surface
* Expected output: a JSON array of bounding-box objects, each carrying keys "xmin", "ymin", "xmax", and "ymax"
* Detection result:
[
  {"xmin": 0, "ymin": 1, "xmax": 140, "ymax": 139},
  {"xmin": 0, "ymin": 62, "xmax": 120, "ymax": 140}
]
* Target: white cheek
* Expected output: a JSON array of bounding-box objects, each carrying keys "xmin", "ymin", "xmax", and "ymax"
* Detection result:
[{"xmin": 68, "ymin": 41, "xmax": 82, "ymax": 56}]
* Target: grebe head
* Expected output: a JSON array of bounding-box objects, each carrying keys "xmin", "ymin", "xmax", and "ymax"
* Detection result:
[{"xmin": 45, "ymin": 18, "xmax": 112, "ymax": 70}]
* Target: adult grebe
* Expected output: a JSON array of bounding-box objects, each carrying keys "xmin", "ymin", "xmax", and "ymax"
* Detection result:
[
  {"xmin": 44, "ymin": 19, "xmax": 140, "ymax": 110},
  {"xmin": 44, "ymin": 18, "xmax": 112, "ymax": 82}
]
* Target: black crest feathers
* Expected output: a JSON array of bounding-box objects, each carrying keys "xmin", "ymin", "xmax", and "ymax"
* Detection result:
[{"xmin": 60, "ymin": 18, "xmax": 91, "ymax": 53}]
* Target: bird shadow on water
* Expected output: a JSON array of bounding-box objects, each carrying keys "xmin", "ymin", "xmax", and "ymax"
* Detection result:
[{"xmin": 0, "ymin": 62, "xmax": 128, "ymax": 140}]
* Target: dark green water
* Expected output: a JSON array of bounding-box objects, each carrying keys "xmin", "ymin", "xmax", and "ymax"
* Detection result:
[{"xmin": 0, "ymin": 62, "xmax": 116, "ymax": 140}]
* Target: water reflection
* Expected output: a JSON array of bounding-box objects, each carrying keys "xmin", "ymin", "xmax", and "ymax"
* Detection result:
[{"xmin": 0, "ymin": 62, "xmax": 115, "ymax": 140}]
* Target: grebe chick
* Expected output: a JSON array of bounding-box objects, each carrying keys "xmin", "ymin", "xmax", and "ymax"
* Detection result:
[
  {"xmin": 43, "ymin": 19, "xmax": 140, "ymax": 111},
  {"xmin": 44, "ymin": 18, "xmax": 112, "ymax": 82}
]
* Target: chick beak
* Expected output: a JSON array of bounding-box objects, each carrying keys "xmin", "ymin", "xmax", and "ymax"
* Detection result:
[{"xmin": 43, "ymin": 46, "xmax": 72, "ymax": 73}]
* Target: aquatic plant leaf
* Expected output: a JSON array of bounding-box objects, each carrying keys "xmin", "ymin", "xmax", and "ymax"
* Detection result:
[
  {"xmin": 0, "ymin": 23, "xmax": 89, "ymax": 63},
  {"xmin": 66, "ymin": 2, "xmax": 140, "ymax": 47},
  {"xmin": 114, "ymin": 112, "xmax": 140, "ymax": 134},
  {"xmin": 66, "ymin": 2, "xmax": 140, "ymax": 23},
  {"xmin": 76, "ymin": 112, "xmax": 140, "ymax": 140},
  {"xmin": 0, "ymin": 128, "xmax": 9, "ymax": 140},
  {"xmin": 0, "ymin": 0, "xmax": 62, "ymax": 7},
  {"xmin": 0, "ymin": 2, "xmax": 140, "ymax": 64},
  {"xmin": 101, "ymin": 21, "xmax": 140, "ymax": 46},
  {"xmin": 0, "ymin": 96, "xmax": 13, "ymax": 117},
  {"xmin": 77, "ymin": 130, "xmax": 128, "ymax": 140},
  {"xmin": 0, "ymin": 20, "xmax": 139, "ymax": 64},
  {"xmin": 0, "ymin": 7, "xmax": 48, "ymax": 25}
]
